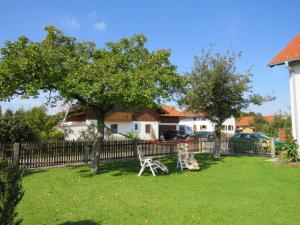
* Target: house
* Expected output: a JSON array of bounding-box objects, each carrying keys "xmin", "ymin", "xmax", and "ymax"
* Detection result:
[
  {"xmin": 61, "ymin": 105, "xmax": 236, "ymax": 140},
  {"xmin": 179, "ymin": 111, "xmax": 236, "ymax": 135},
  {"xmin": 61, "ymin": 105, "xmax": 183, "ymax": 140},
  {"xmin": 269, "ymin": 33, "xmax": 300, "ymax": 155}
]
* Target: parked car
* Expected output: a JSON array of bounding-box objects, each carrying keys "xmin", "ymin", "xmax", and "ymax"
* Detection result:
[
  {"xmin": 194, "ymin": 131, "xmax": 215, "ymax": 140},
  {"xmin": 228, "ymin": 132, "xmax": 281, "ymax": 152},
  {"xmin": 161, "ymin": 126, "xmax": 194, "ymax": 140}
]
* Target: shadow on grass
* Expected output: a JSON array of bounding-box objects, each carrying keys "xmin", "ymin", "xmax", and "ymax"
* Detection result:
[
  {"xmin": 67, "ymin": 153, "xmax": 224, "ymax": 178},
  {"xmin": 59, "ymin": 220, "xmax": 101, "ymax": 225},
  {"xmin": 22, "ymin": 168, "xmax": 47, "ymax": 177}
]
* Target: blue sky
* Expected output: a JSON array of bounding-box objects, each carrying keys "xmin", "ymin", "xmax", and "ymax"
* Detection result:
[{"xmin": 0, "ymin": 0, "xmax": 299, "ymax": 115}]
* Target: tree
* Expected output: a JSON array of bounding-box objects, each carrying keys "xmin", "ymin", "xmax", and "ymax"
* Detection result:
[
  {"xmin": 0, "ymin": 157, "xmax": 24, "ymax": 225},
  {"xmin": 0, "ymin": 110, "xmax": 34, "ymax": 142},
  {"xmin": 0, "ymin": 26, "xmax": 182, "ymax": 171},
  {"xmin": 181, "ymin": 50, "xmax": 274, "ymax": 158},
  {"xmin": 24, "ymin": 107, "xmax": 63, "ymax": 140}
]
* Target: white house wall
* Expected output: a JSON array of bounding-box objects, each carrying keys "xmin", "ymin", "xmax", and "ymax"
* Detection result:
[
  {"xmin": 179, "ymin": 117, "xmax": 236, "ymax": 134},
  {"xmin": 63, "ymin": 120, "xmax": 159, "ymax": 140},
  {"xmin": 179, "ymin": 117, "xmax": 214, "ymax": 132},
  {"xmin": 289, "ymin": 61, "xmax": 300, "ymax": 151}
]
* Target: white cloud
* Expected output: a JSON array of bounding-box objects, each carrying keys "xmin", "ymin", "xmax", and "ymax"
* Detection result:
[
  {"xmin": 61, "ymin": 16, "xmax": 80, "ymax": 29},
  {"xmin": 94, "ymin": 21, "xmax": 107, "ymax": 31}
]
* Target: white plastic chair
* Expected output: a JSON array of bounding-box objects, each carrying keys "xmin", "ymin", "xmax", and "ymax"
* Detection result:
[
  {"xmin": 177, "ymin": 143, "xmax": 200, "ymax": 171},
  {"xmin": 137, "ymin": 146, "xmax": 169, "ymax": 176}
]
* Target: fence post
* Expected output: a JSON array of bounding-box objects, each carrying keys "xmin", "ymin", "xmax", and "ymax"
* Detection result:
[
  {"xmin": 271, "ymin": 138, "xmax": 276, "ymax": 158},
  {"xmin": 199, "ymin": 138, "xmax": 202, "ymax": 152},
  {"xmin": 13, "ymin": 143, "xmax": 20, "ymax": 166},
  {"xmin": 83, "ymin": 142, "xmax": 89, "ymax": 164},
  {"xmin": 133, "ymin": 140, "xmax": 138, "ymax": 158}
]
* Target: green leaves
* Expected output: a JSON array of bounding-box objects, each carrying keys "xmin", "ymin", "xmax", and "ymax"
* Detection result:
[
  {"xmin": 181, "ymin": 49, "xmax": 274, "ymax": 127},
  {"xmin": 0, "ymin": 26, "xmax": 183, "ymax": 116},
  {"xmin": 0, "ymin": 157, "xmax": 24, "ymax": 225}
]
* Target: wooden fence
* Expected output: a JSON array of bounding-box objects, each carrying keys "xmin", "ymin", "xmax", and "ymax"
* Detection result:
[{"xmin": 0, "ymin": 138, "xmax": 268, "ymax": 168}]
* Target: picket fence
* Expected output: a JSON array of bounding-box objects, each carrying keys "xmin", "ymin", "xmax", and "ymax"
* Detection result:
[{"xmin": 0, "ymin": 138, "xmax": 268, "ymax": 169}]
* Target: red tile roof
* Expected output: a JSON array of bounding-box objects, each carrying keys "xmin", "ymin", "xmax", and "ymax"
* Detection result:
[
  {"xmin": 181, "ymin": 110, "xmax": 205, "ymax": 117},
  {"xmin": 269, "ymin": 33, "xmax": 300, "ymax": 66},
  {"xmin": 237, "ymin": 116, "xmax": 254, "ymax": 127},
  {"xmin": 237, "ymin": 115, "xmax": 274, "ymax": 127},
  {"xmin": 159, "ymin": 105, "xmax": 183, "ymax": 117}
]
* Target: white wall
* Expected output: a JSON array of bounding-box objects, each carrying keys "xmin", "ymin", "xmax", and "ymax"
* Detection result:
[
  {"xmin": 62, "ymin": 122, "xmax": 88, "ymax": 140},
  {"xmin": 289, "ymin": 61, "xmax": 300, "ymax": 155},
  {"xmin": 179, "ymin": 117, "xmax": 214, "ymax": 132},
  {"xmin": 179, "ymin": 117, "xmax": 236, "ymax": 134},
  {"xmin": 63, "ymin": 120, "xmax": 159, "ymax": 140}
]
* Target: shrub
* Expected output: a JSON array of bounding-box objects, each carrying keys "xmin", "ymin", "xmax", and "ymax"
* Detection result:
[
  {"xmin": 48, "ymin": 130, "xmax": 65, "ymax": 140},
  {"xmin": 79, "ymin": 124, "xmax": 98, "ymax": 142},
  {"xmin": 281, "ymin": 139, "xmax": 299, "ymax": 162},
  {"xmin": 126, "ymin": 131, "xmax": 140, "ymax": 141},
  {"xmin": 0, "ymin": 157, "xmax": 24, "ymax": 225}
]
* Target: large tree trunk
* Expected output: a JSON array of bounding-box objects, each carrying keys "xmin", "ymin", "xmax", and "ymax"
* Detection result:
[
  {"xmin": 91, "ymin": 113, "xmax": 105, "ymax": 172},
  {"xmin": 213, "ymin": 126, "xmax": 222, "ymax": 159}
]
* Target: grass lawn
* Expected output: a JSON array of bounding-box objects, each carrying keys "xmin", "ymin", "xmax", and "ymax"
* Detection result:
[{"xmin": 18, "ymin": 154, "xmax": 300, "ymax": 225}]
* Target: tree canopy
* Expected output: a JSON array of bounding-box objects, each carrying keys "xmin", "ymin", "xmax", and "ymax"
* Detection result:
[
  {"xmin": 181, "ymin": 50, "xmax": 274, "ymax": 157},
  {"xmin": 0, "ymin": 26, "xmax": 182, "ymax": 110},
  {"xmin": 0, "ymin": 110, "xmax": 34, "ymax": 142},
  {"xmin": 0, "ymin": 26, "xmax": 183, "ymax": 171}
]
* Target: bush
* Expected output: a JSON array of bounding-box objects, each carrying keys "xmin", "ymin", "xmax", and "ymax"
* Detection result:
[
  {"xmin": 48, "ymin": 130, "xmax": 65, "ymax": 140},
  {"xmin": 281, "ymin": 139, "xmax": 299, "ymax": 162},
  {"xmin": 0, "ymin": 157, "xmax": 24, "ymax": 225},
  {"xmin": 0, "ymin": 110, "xmax": 34, "ymax": 142},
  {"xmin": 126, "ymin": 131, "xmax": 140, "ymax": 141}
]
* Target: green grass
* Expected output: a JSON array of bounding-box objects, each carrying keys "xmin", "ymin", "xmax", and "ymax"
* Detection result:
[{"xmin": 18, "ymin": 154, "xmax": 300, "ymax": 225}]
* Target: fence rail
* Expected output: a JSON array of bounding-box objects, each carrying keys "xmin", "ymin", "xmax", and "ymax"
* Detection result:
[{"xmin": 0, "ymin": 138, "xmax": 269, "ymax": 168}]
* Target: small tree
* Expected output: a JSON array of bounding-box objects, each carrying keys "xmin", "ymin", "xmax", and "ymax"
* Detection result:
[
  {"xmin": 181, "ymin": 50, "xmax": 274, "ymax": 158},
  {"xmin": 0, "ymin": 157, "xmax": 24, "ymax": 225},
  {"xmin": 0, "ymin": 110, "xmax": 34, "ymax": 142},
  {"xmin": 0, "ymin": 26, "xmax": 182, "ymax": 171},
  {"xmin": 24, "ymin": 106, "xmax": 63, "ymax": 140}
]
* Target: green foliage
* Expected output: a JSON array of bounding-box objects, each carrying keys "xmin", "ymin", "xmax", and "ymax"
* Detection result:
[
  {"xmin": 0, "ymin": 107, "xmax": 63, "ymax": 142},
  {"xmin": 0, "ymin": 110, "xmax": 34, "ymax": 142},
  {"xmin": 281, "ymin": 139, "xmax": 299, "ymax": 162},
  {"xmin": 126, "ymin": 131, "xmax": 140, "ymax": 141},
  {"xmin": 0, "ymin": 26, "xmax": 182, "ymax": 117},
  {"xmin": 249, "ymin": 113, "xmax": 291, "ymax": 138},
  {"xmin": 0, "ymin": 26, "xmax": 183, "ymax": 170},
  {"xmin": 48, "ymin": 130, "xmax": 64, "ymax": 140},
  {"xmin": 0, "ymin": 157, "xmax": 24, "ymax": 225},
  {"xmin": 78, "ymin": 124, "xmax": 97, "ymax": 142},
  {"xmin": 24, "ymin": 107, "xmax": 62, "ymax": 140},
  {"xmin": 181, "ymin": 49, "xmax": 274, "ymax": 137}
]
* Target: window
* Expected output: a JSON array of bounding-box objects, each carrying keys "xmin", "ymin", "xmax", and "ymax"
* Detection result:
[
  {"xmin": 111, "ymin": 124, "xmax": 118, "ymax": 133},
  {"xmin": 200, "ymin": 125, "xmax": 207, "ymax": 130},
  {"xmin": 193, "ymin": 117, "xmax": 197, "ymax": 121},
  {"xmin": 145, "ymin": 124, "xmax": 151, "ymax": 134},
  {"xmin": 222, "ymin": 125, "xmax": 227, "ymax": 130},
  {"xmin": 228, "ymin": 125, "xmax": 234, "ymax": 131},
  {"xmin": 135, "ymin": 124, "xmax": 138, "ymax": 130}
]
